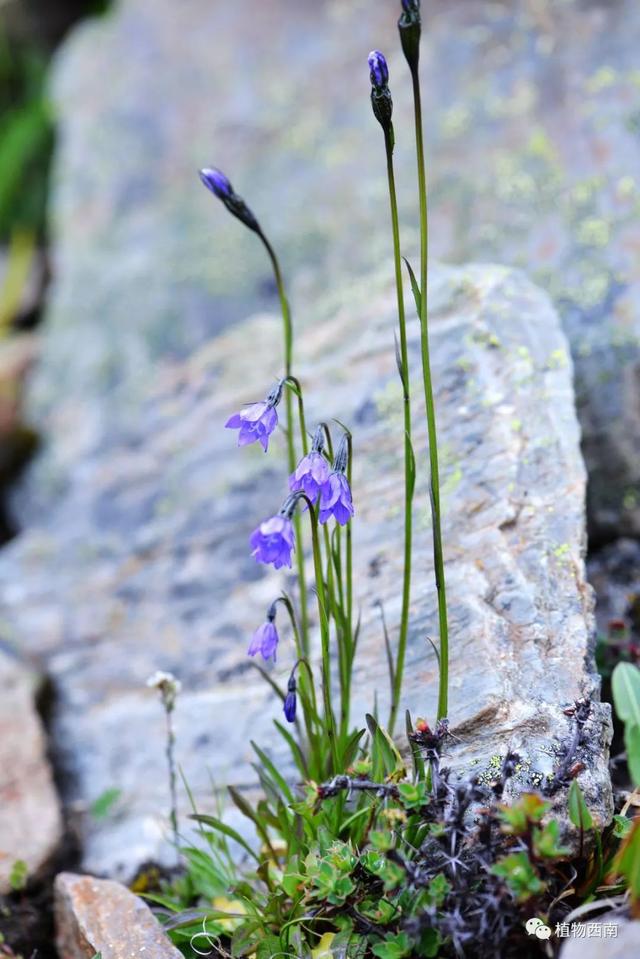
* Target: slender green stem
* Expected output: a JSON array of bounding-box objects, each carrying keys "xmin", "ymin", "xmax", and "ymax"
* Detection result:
[
  {"xmin": 410, "ymin": 68, "xmax": 449, "ymax": 720},
  {"xmin": 258, "ymin": 234, "xmax": 310, "ymax": 656},
  {"xmin": 303, "ymin": 498, "xmax": 339, "ymax": 773},
  {"xmin": 384, "ymin": 128, "xmax": 414, "ymax": 736},
  {"xmin": 165, "ymin": 705, "xmax": 179, "ymax": 858},
  {"xmin": 345, "ymin": 433, "xmax": 353, "ymax": 658}
]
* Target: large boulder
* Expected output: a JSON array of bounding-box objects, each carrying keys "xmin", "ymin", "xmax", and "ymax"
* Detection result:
[
  {"xmin": 15, "ymin": 0, "xmax": 640, "ymax": 538},
  {"xmin": 0, "ymin": 647, "xmax": 62, "ymax": 893},
  {"xmin": 54, "ymin": 872, "xmax": 182, "ymax": 959},
  {"xmin": 0, "ymin": 262, "xmax": 612, "ymax": 875}
]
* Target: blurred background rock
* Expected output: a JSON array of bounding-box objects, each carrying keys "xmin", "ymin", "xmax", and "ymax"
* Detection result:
[{"xmin": 0, "ymin": 1, "xmax": 111, "ymax": 538}]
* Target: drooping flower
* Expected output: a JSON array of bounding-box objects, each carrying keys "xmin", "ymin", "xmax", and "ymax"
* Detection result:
[
  {"xmin": 249, "ymin": 514, "xmax": 295, "ymax": 569},
  {"xmin": 283, "ymin": 674, "xmax": 297, "ymax": 723},
  {"xmin": 247, "ymin": 606, "xmax": 279, "ymax": 661},
  {"xmin": 368, "ymin": 50, "xmax": 389, "ymax": 90},
  {"xmin": 226, "ymin": 381, "xmax": 283, "ymax": 451},
  {"xmin": 319, "ymin": 472, "xmax": 354, "ymax": 526},
  {"xmin": 318, "ymin": 434, "xmax": 354, "ymax": 526},
  {"xmin": 289, "ymin": 425, "xmax": 330, "ymax": 504},
  {"xmin": 199, "ymin": 166, "xmax": 261, "ymax": 233}
]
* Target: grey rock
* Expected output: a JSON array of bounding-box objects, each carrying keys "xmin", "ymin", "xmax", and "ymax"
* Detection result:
[
  {"xmin": 15, "ymin": 0, "xmax": 640, "ymax": 537},
  {"xmin": 0, "ymin": 262, "xmax": 612, "ymax": 876},
  {"xmin": 0, "ymin": 647, "xmax": 62, "ymax": 893},
  {"xmin": 559, "ymin": 916, "xmax": 640, "ymax": 958},
  {"xmin": 54, "ymin": 871, "xmax": 182, "ymax": 958}
]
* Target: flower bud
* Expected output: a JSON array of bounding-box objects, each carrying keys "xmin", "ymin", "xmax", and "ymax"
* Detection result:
[
  {"xmin": 368, "ymin": 50, "xmax": 389, "ymax": 90},
  {"xmin": 398, "ymin": 0, "xmax": 421, "ymax": 72},
  {"xmin": 368, "ymin": 51, "xmax": 393, "ymax": 135},
  {"xmin": 199, "ymin": 167, "xmax": 261, "ymax": 233},
  {"xmin": 199, "ymin": 167, "xmax": 233, "ymax": 200},
  {"xmin": 283, "ymin": 674, "xmax": 297, "ymax": 723}
]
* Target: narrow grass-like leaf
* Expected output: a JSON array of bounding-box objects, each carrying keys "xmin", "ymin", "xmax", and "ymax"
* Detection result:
[
  {"xmin": 189, "ymin": 813, "xmax": 260, "ymax": 863},
  {"xmin": 251, "ymin": 741, "xmax": 295, "ymax": 804},
  {"xmin": 403, "ymin": 257, "xmax": 422, "ymax": 318},
  {"xmin": 568, "ymin": 780, "xmax": 593, "ymax": 832},
  {"xmin": 274, "ymin": 720, "xmax": 309, "ymax": 779}
]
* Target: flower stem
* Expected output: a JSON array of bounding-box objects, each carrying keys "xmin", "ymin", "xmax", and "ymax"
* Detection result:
[
  {"xmin": 384, "ymin": 128, "xmax": 414, "ymax": 736},
  {"xmin": 410, "ymin": 67, "xmax": 449, "ymax": 720},
  {"xmin": 304, "ymin": 500, "xmax": 339, "ymax": 773},
  {"xmin": 165, "ymin": 705, "xmax": 179, "ymax": 857},
  {"xmin": 258, "ymin": 234, "xmax": 310, "ymax": 657}
]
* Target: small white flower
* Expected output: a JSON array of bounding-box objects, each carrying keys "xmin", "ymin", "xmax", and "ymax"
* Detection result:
[{"xmin": 146, "ymin": 671, "xmax": 181, "ymax": 710}]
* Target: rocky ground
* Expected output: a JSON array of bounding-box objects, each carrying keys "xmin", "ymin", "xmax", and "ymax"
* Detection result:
[{"xmin": 1, "ymin": 0, "xmax": 639, "ymax": 956}]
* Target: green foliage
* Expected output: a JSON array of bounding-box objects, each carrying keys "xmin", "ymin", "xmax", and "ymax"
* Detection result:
[
  {"xmin": 498, "ymin": 793, "xmax": 548, "ymax": 834},
  {"xmin": 0, "ymin": 32, "xmax": 53, "ymax": 242},
  {"xmin": 611, "ymin": 818, "xmax": 640, "ymax": 917},
  {"xmin": 491, "ymin": 852, "xmax": 546, "ymax": 902},
  {"xmin": 90, "ymin": 787, "xmax": 122, "ymax": 819},
  {"xmin": 8, "ymin": 859, "xmax": 27, "ymax": 892},
  {"xmin": 568, "ymin": 780, "xmax": 593, "ymax": 833},
  {"xmin": 612, "ymin": 662, "xmax": 640, "ymax": 786}
]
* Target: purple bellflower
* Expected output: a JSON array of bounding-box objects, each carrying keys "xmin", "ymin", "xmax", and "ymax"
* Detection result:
[
  {"xmin": 289, "ymin": 425, "xmax": 330, "ymax": 504},
  {"xmin": 319, "ymin": 434, "xmax": 354, "ymax": 526},
  {"xmin": 226, "ymin": 380, "xmax": 284, "ymax": 452},
  {"xmin": 250, "ymin": 512, "xmax": 295, "ymax": 569},
  {"xmin": 283, "ymin": 673, "xmax": 297, "ymax": 723},
  {"xmin": 199, "ymin": 166, "xmax": 261, "ymax": 233},
  {"xmin": 247, "ymin": 602, "xmax": 279, "ymax": 661}
]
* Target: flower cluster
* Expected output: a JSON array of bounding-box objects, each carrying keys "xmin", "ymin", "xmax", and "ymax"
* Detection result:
[{"xmin": 201, "ymin": 114, "xmax": 357, "ymax": 736}]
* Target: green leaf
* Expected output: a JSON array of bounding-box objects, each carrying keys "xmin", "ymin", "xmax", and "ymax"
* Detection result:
[
  {"xmin": 402, "ymin": 257, "xmax": 422, "ymax": 318},
  {"xmin": 372, "ymin": 931, "xmax": 412, "ymax": 959},
  {"xmin": 366, "ymin": 713, "xmax": 404, "ymax": 781},
  {"xmin": 625, "ymin": 724, "xmax": 640, "ymax": 787},
  {"xmin": 90, "ymin": 787, "xmax": 122, "ymax": 820},
  {"xmin": 533, "ymin": 820, "xmax": 570, "ymax": 859},
  {"xmin": 251, "ymin": 740, "xmax": 295, "ymax": 804},
  {"xmin": 612, "ymin": 662, "xmax": 640, "ymax": 726},
  {"xmin": 228, "ymin": 786, "xmax": 275, "ymax": 857},
  {"xmin": 189, "ymin": 813, "xmax": 260, "ymax": 863},
  {"xmin": 613, "ymin": 814, "xmax": 633, "ymax": 839},
  {"xmin": 568, "ymin": 780, "xmax": 594, "ymax": 832},
  {"xmin": 406, "ymin": 434, "xmax": 416, "ymax": 499},
  {"xmin": 492, "ymin": 851, "xmax": 546, "ymax": 901},
  {"xmin": 398, "ymin": 781, "xmax": 428, "ymax": 810},
  {"xmin": 612, "ymin": 818, "xmax": 640, "ymax": 913},
  {"xmin": 9, "ymin": 859, "xmax": 28, "ymax": 891},
  {"xmin": 405, "ymin": 711, "xmax": 426, "ymax": 781},
  {"xmin": 498, "ymin": 793, "xmax": 549, "ymax": 834}
]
